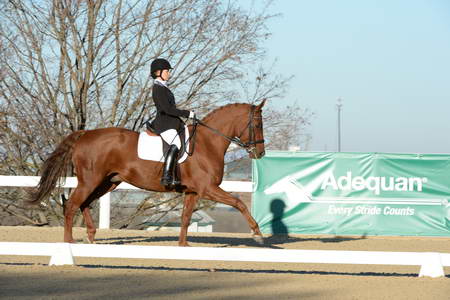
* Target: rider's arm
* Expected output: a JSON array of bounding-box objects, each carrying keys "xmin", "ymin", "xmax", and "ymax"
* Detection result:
[{"xmin": 153, "ymin": 85, "xmax": 190, "ymax": 118}]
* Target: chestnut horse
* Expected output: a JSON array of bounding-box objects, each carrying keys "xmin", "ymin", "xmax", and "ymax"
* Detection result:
[{"xmin": 30, "ymin": 100, "xmax": 266, "ymax": 246}]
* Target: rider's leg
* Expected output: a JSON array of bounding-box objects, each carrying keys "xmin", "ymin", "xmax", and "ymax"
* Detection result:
[{"xmin": 160, "ymin": 130, "xmax": 181, "ymax": 186}]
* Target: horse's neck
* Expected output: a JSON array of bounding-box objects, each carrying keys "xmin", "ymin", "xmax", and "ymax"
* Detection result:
[
  {"xmin": 199, "ymin": 110, "xmax": 241, "ymax": 156},
  {"xmin": 200, "ymin": 118, "xmax": 233, "ymax": 154},
  {"xmin": 202, "ymin": 105, "xmax": 245, "ymax": 137}
]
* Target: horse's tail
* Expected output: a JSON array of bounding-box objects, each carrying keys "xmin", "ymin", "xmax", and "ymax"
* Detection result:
[{"xmin": 29, "ymin": 131, "xmax": 86, "ymax": 205}]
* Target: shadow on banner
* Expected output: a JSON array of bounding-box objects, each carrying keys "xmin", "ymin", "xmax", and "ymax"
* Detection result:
[{"xmin": 270, "ymin": 198, "xmax": 288, "ymax": 235}]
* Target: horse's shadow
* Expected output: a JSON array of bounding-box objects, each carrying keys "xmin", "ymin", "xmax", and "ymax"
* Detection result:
[
  {"xmin": 94, "ymin": 235, "xmax": 277, "ymax": 248},
  {"xmin": 93, "ymin": 234, "xmax": 366, "ymax": 249}
]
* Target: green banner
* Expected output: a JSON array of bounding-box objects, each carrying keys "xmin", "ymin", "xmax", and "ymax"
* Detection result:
[{"xmin": 252, "ymin": 151, "xmax": 450, "ymax": 236}]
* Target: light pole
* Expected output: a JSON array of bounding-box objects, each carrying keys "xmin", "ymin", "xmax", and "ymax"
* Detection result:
[{"xmin": 336, "ymin": 98, "xmax": 343, "ymax": 152}]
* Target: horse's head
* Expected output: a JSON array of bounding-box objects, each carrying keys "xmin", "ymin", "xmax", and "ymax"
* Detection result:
[
  {"xmin": 237, "ymin": 99, "xmax": 266, "ymax": 159},
  {"xmin": 199, "ymin": 100, "xmax": 267, "ymax": 159}
]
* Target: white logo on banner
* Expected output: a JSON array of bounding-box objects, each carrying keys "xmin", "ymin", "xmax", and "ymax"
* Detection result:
[
  {"xmin": 261, "ymin": 168, "xmax": 440, "ymax": 207},
  {"xmin": 264, "ymin": 175, "xmax": 313, "ymax": 202}
]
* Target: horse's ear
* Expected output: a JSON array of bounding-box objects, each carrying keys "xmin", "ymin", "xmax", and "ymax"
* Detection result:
[{"xmin": 256, "ymin": 98, "xmax": 267, "ymax": 110}]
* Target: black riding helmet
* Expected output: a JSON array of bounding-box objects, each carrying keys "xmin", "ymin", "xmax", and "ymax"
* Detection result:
[{"xmin": 151, "ymin": 58, "xmax": 172, "ymax": 79}]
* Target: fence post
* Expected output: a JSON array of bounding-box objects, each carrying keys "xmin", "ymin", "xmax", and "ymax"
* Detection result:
[
  {"xmin": 49, "ymin": 243, "xmax": 74, "ymax": 266},
  {"xmin": 419, "ymin": 252, "xmax": 445, "ymax": 278},
  {"xmin": 99, "ymin": 193, "xmax": 111, "ymax": 229}
]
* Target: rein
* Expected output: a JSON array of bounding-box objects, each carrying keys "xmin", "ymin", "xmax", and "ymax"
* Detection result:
[
  {"xmin": 197, "ymin": 119, "xmax": 248, "ymax": 147},
  {"xmin": 185, "ymin": 105, "xmax": 264, "ymax": 156}
]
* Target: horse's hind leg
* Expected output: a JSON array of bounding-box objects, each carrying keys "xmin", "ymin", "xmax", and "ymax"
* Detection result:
[
  {"xmin": 204, "ymin": 186, "xmax": 263, "ymax": 244},
  {"xmin": 81, "ymin": 181, "xmax": 120, "ymax": 243},
  {"xmin": 64, "ymin": 170, "xmax": 111, "ymax": 243},
  {"xmin": 80, "ymin": 202, "xmax": 96, "ymax": 243},
  {"xmin": 64, "ymin": 184, "xmax": 96, "ymax": 243}
]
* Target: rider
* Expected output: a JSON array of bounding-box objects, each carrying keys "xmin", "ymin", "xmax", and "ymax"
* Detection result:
[{"xmin": 149, "ymin": 58, "xmax": 195, "ymax": 187}]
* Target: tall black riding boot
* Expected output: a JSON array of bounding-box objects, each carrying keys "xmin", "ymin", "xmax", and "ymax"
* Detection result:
[{"xmin": 161, "ymin": 145, "xmax": 180, "ymax": 187}]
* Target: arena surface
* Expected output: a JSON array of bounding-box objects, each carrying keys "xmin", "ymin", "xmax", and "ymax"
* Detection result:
[{"xmin": 0, "ymin": 226, "xmax": 449, "ymax": 299}]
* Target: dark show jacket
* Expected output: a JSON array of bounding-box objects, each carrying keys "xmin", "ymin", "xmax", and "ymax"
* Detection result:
[{"xmin": 151, "ymin": 81, "xmax": 190, "ymax": 134}]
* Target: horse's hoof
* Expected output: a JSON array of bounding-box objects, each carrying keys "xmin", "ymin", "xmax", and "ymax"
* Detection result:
[
  {"xmin": 252, "ymin": 234, "xmax": 264, "ymax": 245},
  {"xmin": 84, "ymin": 237, "xmax": 96, "ymax": 244},
  {"xmin": 178, "ymin": 242, "xmax": 191, "ymax": 247}
]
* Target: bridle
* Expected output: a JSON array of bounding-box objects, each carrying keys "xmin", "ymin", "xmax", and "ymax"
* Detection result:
[
  {"xmin": 186, "ymin": 105, "xmax": 264, "ymax": 156},
  {"xmin": 234, "ymin": 105, "xmax": 265, "ymax": 154}
]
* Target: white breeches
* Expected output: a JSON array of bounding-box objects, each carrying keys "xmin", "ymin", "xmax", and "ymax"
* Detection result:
[{"xmin": 160, "ymin": 129, "xmax": 181, "ymax": 149}]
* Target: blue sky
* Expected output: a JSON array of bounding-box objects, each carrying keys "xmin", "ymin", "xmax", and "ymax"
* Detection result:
[{"xmin": 259, "ymin": 0, "xmax": 450, "ymax": 153}]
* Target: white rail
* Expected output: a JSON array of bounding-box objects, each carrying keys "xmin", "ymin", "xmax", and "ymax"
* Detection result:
[
  {"xmin": 0, "ymin": 175, "xmax": 252, "ymax": 229},
  {"xmin": 0, "ymin": 242, "xmax": 448, "ymax": 278}
]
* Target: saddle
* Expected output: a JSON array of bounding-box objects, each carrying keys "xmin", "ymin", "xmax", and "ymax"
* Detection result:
[{"xmin": 137, "ymin": 126, "xmax": 190, "ymax": 163}]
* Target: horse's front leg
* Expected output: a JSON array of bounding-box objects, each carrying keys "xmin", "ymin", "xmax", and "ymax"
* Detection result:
[
  {"xmin": 179, "ymin": 192, "xmax": 199, "ymax": 246},
  {"xmin": 204, "ymin": 185, "xmax": 264, "ymax": 245}
]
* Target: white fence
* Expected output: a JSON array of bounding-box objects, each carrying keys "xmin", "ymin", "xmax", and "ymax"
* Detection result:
[
  {"xmin": 0, "ymin": 175, "xmax": 252, "ymax": 229},
  {"xmin": 0, "ymin": 242, "xmax": 449, "ymax": 277},
  {"xmin": 1, "ymin": 175, "xmax": 449, "ymax": 278}
]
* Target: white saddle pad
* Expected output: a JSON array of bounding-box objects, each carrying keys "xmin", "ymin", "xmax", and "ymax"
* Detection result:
[{"xmin": 137, "ymin": 126, "xmax": 190, "ymax": 163}]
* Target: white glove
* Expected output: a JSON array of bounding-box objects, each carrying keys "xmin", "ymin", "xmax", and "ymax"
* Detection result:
[{"xmin": 189, "ymin": 111, "xmax": 196, "ymax": 119}]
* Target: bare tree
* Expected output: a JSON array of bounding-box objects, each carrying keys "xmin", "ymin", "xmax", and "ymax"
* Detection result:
[
  {"xmin": 235, "ymin": 61, "xmax": 314, "ymax": 150},
  {"xmin": 0, "ymin": 0, "xmax": 312, "ymax": 227}
]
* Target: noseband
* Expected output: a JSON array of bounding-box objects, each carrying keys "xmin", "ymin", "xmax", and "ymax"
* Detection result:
[{"xmin": 191, "ymin": 105, "xmax": 264, "ymax": 154}]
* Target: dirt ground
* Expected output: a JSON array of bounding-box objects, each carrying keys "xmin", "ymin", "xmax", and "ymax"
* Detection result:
[{"xmin": 0, "ymin": 226, "xmax": 449, "ymax": 300}]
